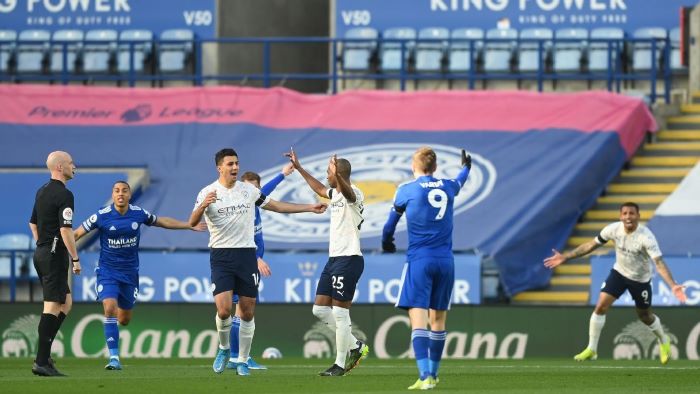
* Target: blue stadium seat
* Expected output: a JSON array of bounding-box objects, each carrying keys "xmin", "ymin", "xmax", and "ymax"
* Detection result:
[
  {"xmin": 50, "ymin": 29, "xmax": 83, "ymax": 73},
  {"xmin": 415, "ymin": 27, "xmax": 449, "ymax": 72},
  {"xmin": 448, "ymin": 28, "xmax": 483, "ymax": 73},
  {"xmin": 118, "ymin": 29, "xmax": 153, "ymax": 73},
  {"xmin": 158, "ymin": 29, "xmax": 194, "ymax": 73},
  {"xmin": 0, "ymin": 233, "xmax": 31, "ymax": 278},
  {"xmin": 518, "ymin": 28, "xmax": 552, "ymax": 73},
  {"xmin": 341, "ymin": 27, "xmax": 377, "ymax": 72},
  {"xmin": 380, "ymin": 27, "xmax": 416, "ymax": 72},
  {"xmin": 588, "ymin": 28, "xmax": 624, "ymax": 72},
  {"xmin": 553, "ymin": 28, "xmax": 588, "ymax": 72},
  {"xmin": 83, "ymin": 29, "xmax": 117, "ymax": 73},
  {"xmin": 0, "ymin": 30, "xmax": 16, "ymax": 73},
  {"xmin": 17, "ymin": 29, "xmax": 50, "ymax": 73},
  {"xmin": 669, "ymin": 27, "xmax": 684, "ymax": 71},
  {"xmin": 484, "ymin": 28, "xmax": 517, "ymax": 72},
  {"xmin": 632, "ymin": 27, "xmax": 667, "ymax": 72}
]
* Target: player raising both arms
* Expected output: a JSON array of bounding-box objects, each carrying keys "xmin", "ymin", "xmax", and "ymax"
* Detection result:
[
  {"xmin": 382, "ymin": 147, "xmax": 471, "ymax": 390},
  {"xmin": 544, "ymin": 202, "xmax": 686, "ymax": 364},
  {"xmin": 74, "ymin": 180, "xmax": 205, "ymax": 370},
  {"xmin": 286, "ymin": 148, "xmax": 369, "ymax": 377}
]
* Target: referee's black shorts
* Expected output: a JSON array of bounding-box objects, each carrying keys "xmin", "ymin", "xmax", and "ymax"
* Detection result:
[{"xmin": 33, "ymin": 246, "xmax": 71, "ymax": 303}]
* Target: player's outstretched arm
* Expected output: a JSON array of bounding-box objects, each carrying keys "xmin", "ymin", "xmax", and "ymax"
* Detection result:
[
  {"xmin": 653, "ymin": 256, "xmax": 687, "ymax": 303},
  {"xmin": 543, "ymin": 240, "xmax": 601, "ymax": 269},
  {"xmin": 189, "ymin": 190, "xmax": 216, "ymax": 227},
  {"xmin": 284, "ymin": 148, "xmax": 327, "ymax": 198},
  {"xmin": 263, "ymin": 199, "xmax": 328, "ymax": 214},
  {"xmin": 74, "ymin": 226, "xmax": 88, "ymax": 241},
  {"xmin": 330, "ymin": 155, "xmax": 356, "ymax": 203},
  {"xmin": 261, "ymin": 163, "xmax": 294, "ymax": 196},
  {"xmin": 156, "ymin": 217, "xmax": 207, "ymax": 231},
  {"xmin": 454, "ymin": 149, "xmax": 471, "ymax": 188},
  {"xmin": 381, "ymin": 207, "xmax": 403, "ymax": 253}
]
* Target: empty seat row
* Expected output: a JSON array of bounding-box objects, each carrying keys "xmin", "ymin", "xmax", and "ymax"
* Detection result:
[
  {"xmin": 0, "ymin": 28, "xmax": 195, "ymax": 75},
  {"xmin": 0, "ymin": 233, "xmax": 35, "ymax": 279},
  {"xmin": 341, "ymin": 26, "xmax": 683, "ymax": 75}
]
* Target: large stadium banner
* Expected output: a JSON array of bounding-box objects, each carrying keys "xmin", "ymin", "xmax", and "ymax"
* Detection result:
[
  {"xmin": 0, "ymin": 85, "xmax": 655, "ymax": 296},
  {"xmin": 589, "ymin": 256, "xmax": 700, "ymax": 307},
  {"xmin": 334, "ymin": 0, "xmax": 688, "ymax": 37},
  {"xmin": 1, "ymin": 304, "xmax": 699, "ymax": 359},
  {"xmin": 0, "ymin": 0, "xmax": 215, "ymax": 37},
  {"xmin": 70, "ymin": 252, "xmax": 482, "ymax": 304}
]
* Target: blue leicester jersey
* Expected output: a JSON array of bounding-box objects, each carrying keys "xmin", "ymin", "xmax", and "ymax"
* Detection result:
[
  {"xmin": 81, "ymin": 204, "xmax": 157, "ymax": 272},
  {"xmin": 393, "ymin": 176, "xmax": 461, "ymax": 260}
]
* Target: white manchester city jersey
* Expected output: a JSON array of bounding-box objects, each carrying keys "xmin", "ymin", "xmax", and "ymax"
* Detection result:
[
  {"xmin": 327, "ymin": 185, "xmax": 364, "ymax": 257},
  {"xmin": 194, "ymin": 180, "xmax": 270, "ymax": 248},
  {"xmin": 595, "ymin": 222, "xmax": 662, "ymax": 283}
]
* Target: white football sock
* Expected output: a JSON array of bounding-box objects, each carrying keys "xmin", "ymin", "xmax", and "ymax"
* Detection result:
[
  {"xmin": 648, "ymin": 315, "xmax": 667, "ymax": 342},
  {"xmin": 237, "ymin": 318, "xmax": 255, "ymax": 363},
  {"xmin": 333, "ymin": 306, "xmax": 352, "ymax": 368},
  {"xmin": 588, "ymin": 313, "xmax": 606, "ymax": 352},
  {"xmin": 313, "ymin": 305, "xmax": 359, "ymax": 350},
  {"xmin": 215, "ymin": 314, "xmax": 232, "ymax": 350}
]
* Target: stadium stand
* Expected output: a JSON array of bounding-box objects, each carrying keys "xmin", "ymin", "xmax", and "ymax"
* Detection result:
[
  {"xmin": 158, "ymin": 29, "xmax": 195, "ymax": 75},
  {"xmin": 82, "ymin": 29, "xmax": 118, "ymax": 74},
  {"xmin": 0, "ymin": 233, "xmax": 31, "ymax": 279},
  {"xmin": 518, "ymin": 28, "xmax": 553, "ymax": 73},
  {"xmin": 380, "ymin": 27, "xmax": 416, "ymax": 72},
  {"xmin": 553, "ymin": 28, "xmax": 588, "ymax": 73},
  {"xmin": 50, "ymin": 29, "xmax": 84, "ymax": 74},
  {"xmin": 117, "ymin": 29, "xmax": 154, "ymax": 74},
  {"xmin": 588, "ymin": 28, "xmax": 625, "ymax": 73},
  {"xmin": 669, "ymin": 27, "xmax": 685, "ymax": 71},
  {"xmin": 447, "ymin": 28, "xmax": 483, "ymax": 73},
  {"xmin": 340, "ymin": 27, "xmax": 378, "ymax": 72},
  {"xmin": 16, "ymin": 29, "xmax": 50, "ymax": 74},
  {"xmin": 632, "ymin": 27, "xmax": 668, "ymax": 72},
  {"xmin": 483, "ymin": 28, "xmax": 517, "ymax": 72},
  {"xmin": 415, "ymin": 27, "xmax": 449, "ymax": 73},
  {"xmin": 0, "ymin": 30, "xmax": 16, "ymax": 73}
]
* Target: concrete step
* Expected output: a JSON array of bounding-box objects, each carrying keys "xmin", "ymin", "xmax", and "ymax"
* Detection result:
[
  {"xmin": 512, "ymin": 291, "xmax": 588, "ymax": 303},
  {"xmin": 620, "ymin": 168, "xmax": 690, "ymax": 178},
  {"xmin": 644, "ymin": 142, "xmax": 700, "ymax": 152},
  {"xmin": 550, "ymin": 276, "xmax": 591, "ymax": 286},
  {"xmin": 597, "ymin": 195, "xmax": 666, "ymax": 204},
  {"xmin": 607, "ymin": 183, "xmax": 678, "ymax": 193},
  {"xmin": 554, "ymin": 264, "xmax": 592, "ymax": 275},
  {"xmin": 656, "ymin": 130, "xmax": 700, "ymax": 140},
  {"xmin": 584, "ymin": 209, "xmax": 654, "ymax": 221},
  {"xmin": 630, "ymin": 156, "xmax": 699, "ymax": 167},
  {"xmin": 574, "ymin": 221, "xmax": 648, "ymax": 231}
]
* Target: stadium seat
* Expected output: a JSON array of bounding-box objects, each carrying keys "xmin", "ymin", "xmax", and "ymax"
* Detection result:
[
  {"xmin": 553, "ymin": 28, "xmax": 588, "ymax": 72},
  {"xmin": 415, "ymin": 27, "xmax": 449, "ymax": 72},
  {"xmin": 669, "ymin": 27, "xmax": 685, "ymax": 71},
  {"xmin": 0, "ymin": 233, "xmax": 31, "ymax": 278},
  {"xmin": 50, "ymin": 29, "xmax": 83, "ymax": 74},
  {"xmin": 158, "ymin": 29, "xmax": 194, "ymax": 73},
  {"xmin": 448, "ymin": 28, "xmax": 483, "ymax": 73},
  {"xmin": 380, "ymin": 27, "xmax": 416, "ymax": 72},
  {"xmin": 588, "ymin": 28, "xmax": 624, "ymax": 72},
  {"xmin": 83, "ymin": 29, "xmax": 118, "ymax": 73},
  {"xmin": 0, "ymin": 30, "xmax": 16, "ymax": 73},
  {"xmin": 484, "ymin": 28, "xmax": 517, "ymax": 72},
  {"xmin": 518, "ymin": 28, "xmax": 553, "ymax": 73},
  {"xmin": 16, "ymin": 29, "xmax": 50, "ymax": 73},
  {"xmin": 118, "ymin": 29, "xmax": 153, "ymax": 73},
  {"xmin": 341, "ymin": 27, "xmax": 378, "ymax": 72},
  {"xmin": 632, "ymin": 27, "xmax": 667, "ymax": 72}
]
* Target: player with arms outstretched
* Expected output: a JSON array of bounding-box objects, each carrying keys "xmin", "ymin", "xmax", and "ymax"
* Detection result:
[
  {"xmin": 382, "ymin": 147, "xmax": 471, "ymax": 390},
  {"xmin": 544, "ymin": 202, "xmax": 686, "ymax": 364}
]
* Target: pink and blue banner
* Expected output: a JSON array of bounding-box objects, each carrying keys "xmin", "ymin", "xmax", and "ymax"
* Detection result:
[{"xmin": 0, "ymin": 86, "xmax": 655, "ymax": 296}]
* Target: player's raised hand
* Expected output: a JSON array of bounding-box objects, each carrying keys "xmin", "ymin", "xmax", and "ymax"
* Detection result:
[
  {"xmin": 191, "ymin": 221, "xmax": 207, "ymax": 232},
  {"xmin": 329, "ymin": 155, "xmax": 338, "ymax": 175},
  {"xmin": 461, "ymin": 149, "xmax": 472, "ymax": 170},
  {"xmin": 672, "ymin": 284, "xmax": 687, "ymax": 303},
  {"xmin": 282, "ymin": 162, "xmax": 295, "ymax": 176},
  {"xmin": 543, "ymin": 249, "xmax": 566, "ymax": 269},
  {"xmin": 200, "ymin": 190, "xmax": 217, "ymax": 209},
  {"xmin": 284, "ymin": 147, "xmax": 301, "ymax": 169},
  {"xmin": 310, "ymin": 202, "xmax": 328, "ymax": 214},
  {"xmin": 382, "ymin": 238, "xmax": 396, "ymax": 254},
  {"xmin": 257, "ymin": 257, "xmax": 272, "ymax": 277}
]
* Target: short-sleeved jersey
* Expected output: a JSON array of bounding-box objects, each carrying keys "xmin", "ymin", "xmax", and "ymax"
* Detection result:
[
  {"xmin": 30, "ymin": 179, "xmax": 75, "ymax": 249},
  {"xmin": 328, "ymin": 186, "xmax": 364, "ymax": 257},
  {"xmin": 81, "ymin": 204, "xmax": 157, "ymax": 273},
  {"xmin": 595, "ymin": 222, "xmax": 662, "ymax": 283},
  {"xmin": 393, "ymin": 175, "xmax": 462, "ymax": 260},
  {"xmin": 194, "ymin": 180, "xmax": 270, "ymax": 249}
]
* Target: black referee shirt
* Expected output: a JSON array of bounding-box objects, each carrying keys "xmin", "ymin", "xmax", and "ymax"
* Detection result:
[{"xmin": 30, "ymin": 179, "xmax": 74, "ymax": 249}]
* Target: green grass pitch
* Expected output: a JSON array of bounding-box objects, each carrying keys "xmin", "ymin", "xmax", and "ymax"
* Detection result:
[{"xmin": 1, "ymin": 358, "xmax": 699, "ymax": 393}]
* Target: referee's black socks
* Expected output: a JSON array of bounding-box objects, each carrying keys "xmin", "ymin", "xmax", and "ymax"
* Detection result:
[{"xmin": 36, "ymin": 313, "xmax": 60, "ymax": 366}]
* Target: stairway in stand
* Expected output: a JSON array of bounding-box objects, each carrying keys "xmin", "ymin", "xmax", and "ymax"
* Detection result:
[{"xmin": 512, "ymin": 98, "xmax": 700, "ymax": 305}]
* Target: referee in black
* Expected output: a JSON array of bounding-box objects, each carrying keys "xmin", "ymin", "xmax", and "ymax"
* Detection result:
[{"xmin": 29, "ymin": 151, "xmax": 81, "ymax": 377}]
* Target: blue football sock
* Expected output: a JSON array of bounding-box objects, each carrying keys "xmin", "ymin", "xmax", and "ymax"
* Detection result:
[
  {"xmin": 412, "ymin": 329, "xmax": 430, "ymax": 380},
  {"xmin": 104, "ymin": 317, "xmax": 119, "ymax": 358},
  {"xmin": 230, "ymin": 315, "xmax": 241, "ymax": 358},
  {"xmin": 429, "ymin": 330, "xmax": 447, "ymax": 378}
]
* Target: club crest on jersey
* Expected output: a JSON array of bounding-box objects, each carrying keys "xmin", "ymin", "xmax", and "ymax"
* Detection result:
[{"xmin": 258, "ymin": 143, "xmax": 496, "ymax": 243}]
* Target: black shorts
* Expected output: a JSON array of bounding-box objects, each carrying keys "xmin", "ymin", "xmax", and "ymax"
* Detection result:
[
  {"xmin": 33, "ymin": 246, "xmax": 70, "ymax": 303},
  {"xmin": 316, "ymin": 255, "xmax": 364, "ymax": 302},
  {"xmin": 601, "ymin": 269, "xmax": 652, "ymax": 309},
  {"xmin": 210, "ymin": 248, "xmax": 259, "ymax": 298}
]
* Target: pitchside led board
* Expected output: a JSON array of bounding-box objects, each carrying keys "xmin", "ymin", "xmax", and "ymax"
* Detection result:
[
  {"xmin": 0, "ymin": 0, "xmax": 215, "ymax": 38},
  {"xmin": 590, "ymin": 256, "xmax": 700, "ymax": 307},
  {"xmin": 72, "ymin": 252, "xmax": 481, "ymax": 304},
  {"xmin": 334, "ymin": 0, "xmax": 687, "ymax": 37}
]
